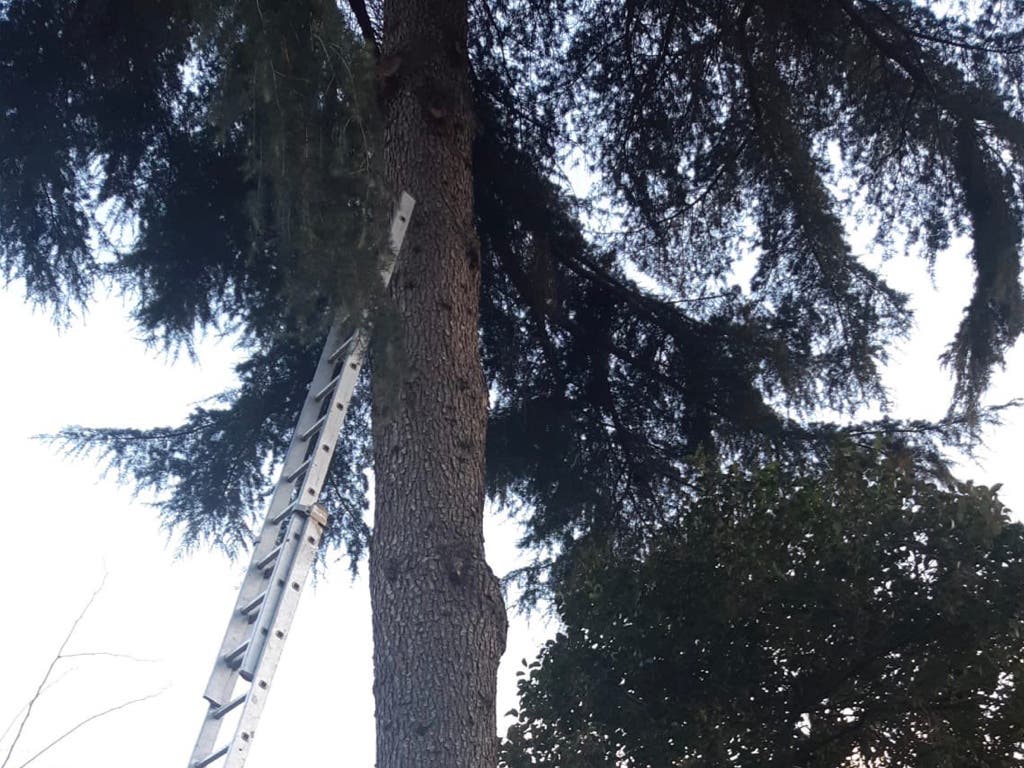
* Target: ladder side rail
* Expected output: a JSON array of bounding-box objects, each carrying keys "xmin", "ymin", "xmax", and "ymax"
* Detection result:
[
  {"xmin": 188, "ymin": 491, "xmax": 318, "ymax": 767},
  {"xmin": 188, "ymin": 192, "xmax": 414, "ymax": 768},
  {"xmin": 200, "ymin": 318, "xmax": 352, "ymax": 706},
  {"xmin": 223, "ymin": 507, "xmax": 328, "ymax": 768},
  {"xmin": 236, "ymin": 192, "xmax": 412, "ymax": 678},
  {"xmin": 239, "ymin": 330, "xmax": 370, "ymax": 677},
  {"xmin": 236, "ymin": 508, "xmax": 308, "ymax": 679},
  {"xmin": 188, "ymin": 324, "xmax": 354, "ymax": 767},
  {"xmin": 190, "ymin": 509, "xmax": 325, "ymax": 768},
  {"xmin": 297, "ymin": 332, "xmax": 370, "ymax": 506},
  {"xmin": 378, "ymin": 191, "xmax": 415, "ymax": 284}
]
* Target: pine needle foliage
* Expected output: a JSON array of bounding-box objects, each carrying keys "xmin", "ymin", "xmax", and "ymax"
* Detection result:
[
  {"xmin": 1, "ymin": 0, "xmax": 387, "ymax": 345},
  {"xmin": 488, "ymin": 0, "xmax": 1024, "ymax": 426},
  {"xmin": 46, "ymin": 335, "xmax": 374, "ymax": 560},
  {"xmin": 2, "ymin": 0, "xmax": 1024, "ymax": 566},
  {"xmin": 186, "ymin": 0, "xmax": 393, "ymax": 332}
]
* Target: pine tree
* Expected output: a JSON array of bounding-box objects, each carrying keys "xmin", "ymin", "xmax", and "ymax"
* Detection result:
[{"xmin": 2, "ymin": 1, "xmax": 1024, "ymax": 766}]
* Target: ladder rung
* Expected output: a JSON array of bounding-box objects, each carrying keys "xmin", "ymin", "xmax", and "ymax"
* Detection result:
[
  {"xmin": 314, "ymin": 374, "xmax": 341, "ymax": 403},
  {"xmin": 211, "ymin": 694, "xmax": 247, "ymax": 720},
  {"xmin": 271, "ymin": 498, "xmax": 308, "ymax": 525},
  {"xmin": 193, "ymin": 745, "xmax": 229, "ymax": 768},
  {"xmin": 270, "ymin": 502, "xmax": 298, "ymax": 525},
  {"xmin": 300, "ymin": 415, "xmax": 327, "ymax": 442},
  {"xmin": 239, "ymin": 590, "xmax": 267, "ymax": 617},
  {"xmin": 285, "ymin": 458, "xmax": 312, "ymax": 484},
  {"xmin": 327, "ymin": 331, "xmax": 358, "ymax": 364},
  {"xmin": 224, "ymin": 640, "xmax": 249, "ymax": 667},
  {"xmin": 255, "ymin": 545, "xmax": 282, "ymax": 571}
]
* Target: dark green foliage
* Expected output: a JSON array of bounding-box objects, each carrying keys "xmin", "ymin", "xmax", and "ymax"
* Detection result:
[
  {"xmin": 490, "ymin": 0, "xmax": 1024, "ymax": 424},
  {"xmin": 117, "ymin": 131, "xmax": 273, "ymax": 349},
  {"xmin": 1, "ymin": 0, "xmax": 385, "ymax": 341},
  {"xmin": 46, "ymin": 336, "xmax": 373, "ymax": 560},
  {"xmin": 0, "ymin": 0, "xmax": 194, "ymax": 316},
  {"xmin": 185, "ymin": 0, "xmax": 392, "ymax": 327},
  {"xmin": 944, "ymin": 118, "xmax": 1024, "ymax": 417},
  {"xmin": 502, "ymin": 444, "xmax": 1024, "ymax": 767},
  {"xmin": 2, "ymin": 1, "xmax": 1024, "ymax": 565}
]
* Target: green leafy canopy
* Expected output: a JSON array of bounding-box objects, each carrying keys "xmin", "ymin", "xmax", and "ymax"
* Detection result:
[{"xmin": 503, "ymin": 443, "xmax": 1024, "ymax": 767}]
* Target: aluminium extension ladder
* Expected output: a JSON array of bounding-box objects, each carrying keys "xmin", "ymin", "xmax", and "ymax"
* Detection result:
[{"xmin": 188, "ymin": 193, "xmax": 414, "ymax": 768}]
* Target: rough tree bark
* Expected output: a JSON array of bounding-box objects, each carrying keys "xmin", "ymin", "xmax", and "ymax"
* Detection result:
[{"xmin": 369, "ymin": 0, "xmax": 508, "ymax": 764}]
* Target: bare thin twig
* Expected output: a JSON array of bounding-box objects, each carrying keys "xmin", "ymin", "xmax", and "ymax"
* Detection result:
[
  {"xmin": 0, "ymin": 671, "xmax": 73, "ymax": 747},
  {"xmin": 0, "ymin": 576, "xmax": 107, "ymax": 768},
  {"xmin": 11, "ymin": 690, "xmax": 165, "ymax": 768},
  {"xmin": 60, "ymin": 652, "xmax": 157, "ymax": 663},
  {"xmin": 1, "ymin": 573, "xmax": 164, "ymax": 768}
]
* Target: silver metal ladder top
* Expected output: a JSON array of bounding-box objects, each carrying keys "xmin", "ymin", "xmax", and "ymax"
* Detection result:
[{"xmin": 188, "ymin": 193, "xmax": 414, "ymax": 768}]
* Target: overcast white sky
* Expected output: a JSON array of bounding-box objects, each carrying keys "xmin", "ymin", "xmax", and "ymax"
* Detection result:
[
  {"xmin": 0, "ymin": 286, "xmax": 551, "ymax": 768},
  {"xmin": 0, "ymin": 234, "xmax": 1021, "ymax": 768}
]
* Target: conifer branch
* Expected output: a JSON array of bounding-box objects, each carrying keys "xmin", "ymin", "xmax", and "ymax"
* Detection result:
[
  {"xmin": 862, "ymin": 0, "xmax": 1024, "ymax": 56},
  {"xmin": 347, "ymin": 0, "xmax": 380, "ymax": 56},
  {"xmin": 836, "ymin": 0, "xmax": 1024, "ymax": 145},
  {"xmin": 833, "ymin": 0, "xmax": 935, "ymax": 89}
]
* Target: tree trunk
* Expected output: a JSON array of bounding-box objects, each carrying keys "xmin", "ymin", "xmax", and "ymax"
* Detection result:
[{"xmin": 369, "ymin": 0, "xmax": 507, "ymax": 764}]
